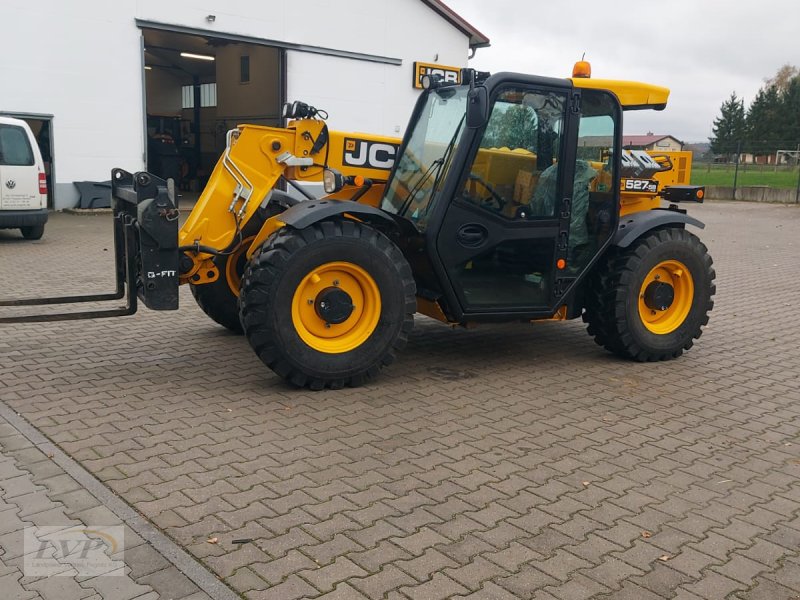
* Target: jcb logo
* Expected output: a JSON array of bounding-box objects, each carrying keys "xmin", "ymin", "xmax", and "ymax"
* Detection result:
[
  {"xmin": 413, "ymin": 61, "xmax": 461, "ymax": 89},
  {"xmin": 623, "ymin": 179, "xmax": 658, "ymax": 193},
  {"xmin": 343, "ymin": 139, "xmax": 398, "ymax": 171}
]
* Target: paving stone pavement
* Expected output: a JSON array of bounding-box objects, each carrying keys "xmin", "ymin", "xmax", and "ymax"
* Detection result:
[
  {"xmin": 0, "ymin": 200, "xmax": 799, "ymax": 600},
  {"xmin": 0, "ymin": 411, "xmax": 217, "ymax": 600}
]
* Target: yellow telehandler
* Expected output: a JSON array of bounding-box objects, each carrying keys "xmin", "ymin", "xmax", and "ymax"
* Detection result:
[{"xmin": 1, "ymin": 62, "xmax": 714, "ymax": 390}]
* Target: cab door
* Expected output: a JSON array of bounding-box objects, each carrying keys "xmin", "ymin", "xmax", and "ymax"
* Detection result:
[
  {"xmin": 435, "ymin": 84, "xmax": 578, "ymax": 315},
  {"xmin": 435, "ymin": 85, "xmax": 622, "ymax": 317}
]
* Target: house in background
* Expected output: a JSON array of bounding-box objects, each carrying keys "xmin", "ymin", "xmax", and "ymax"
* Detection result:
[{"xmin": 623, "ymin": 133, "xmax": 684, "ymax": 151}]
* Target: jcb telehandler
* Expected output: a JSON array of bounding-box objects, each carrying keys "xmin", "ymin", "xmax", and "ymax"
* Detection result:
[{"xmin": 1, "ymin": 62, "xmax": 714, "ymax": 390}]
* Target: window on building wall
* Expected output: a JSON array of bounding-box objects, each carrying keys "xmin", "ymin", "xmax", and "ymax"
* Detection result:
[
  {"xmin": 181, "ymin": 86, "xmax": 193, "ymax": 109},
  {"xmin": 240, "ymin": 56, "xmax": 250, "ymax": 83},
  {"xmin": 181, "ymin": 83, "xmax": 217, "ymax": 109}
]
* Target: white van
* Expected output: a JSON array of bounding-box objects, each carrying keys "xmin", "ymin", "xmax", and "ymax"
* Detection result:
[{"xmin": 0, "ymin": 116, "xmax": 48, "ymax": 239}]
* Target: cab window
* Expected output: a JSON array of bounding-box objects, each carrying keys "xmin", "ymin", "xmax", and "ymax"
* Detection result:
[
  {"xmin": 381, "ymin": 86, "xmax": 469, "ymax": 231},
  {"xmin": 568, "ymin": 90, "xmax": 619, "ymax": 271},
  {"xmin": 460, "ymin": 89, "xmax": 566, "ymax": 219}
]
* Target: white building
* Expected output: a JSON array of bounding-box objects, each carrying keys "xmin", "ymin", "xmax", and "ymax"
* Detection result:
[{"xmin": 1, "ymin": 0, "xmax": 488, "ymax": 208}]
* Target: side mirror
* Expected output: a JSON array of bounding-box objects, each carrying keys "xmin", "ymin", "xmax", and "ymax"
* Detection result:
[{"xmin": 466, "ymin": 86, "xmax": 488, "ymax": 129}]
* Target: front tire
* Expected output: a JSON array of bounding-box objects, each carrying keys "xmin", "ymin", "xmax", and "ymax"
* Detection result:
[
  {"xmin": 239, "ymin": 220, "xmax": 416, "ymax": 389},
  {"xmin": 583, "ymin": 227, "xmax": 715, "ymax": 361}
]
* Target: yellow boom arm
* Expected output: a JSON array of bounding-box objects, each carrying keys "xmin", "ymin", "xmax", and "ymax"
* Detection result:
[{"xmin": 178, "ymin": 118, "xmax": 400, "ymax": 284}]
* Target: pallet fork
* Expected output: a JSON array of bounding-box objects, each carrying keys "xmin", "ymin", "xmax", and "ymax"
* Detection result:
[{"xmin": 0, "ymin": 170, "xmax": 180, "ymax": 324}]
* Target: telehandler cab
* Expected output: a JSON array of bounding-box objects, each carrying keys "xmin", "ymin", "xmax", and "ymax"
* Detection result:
[{"xmin": 1, "ymin": 63, "xmax": 714, "ymax": 390}]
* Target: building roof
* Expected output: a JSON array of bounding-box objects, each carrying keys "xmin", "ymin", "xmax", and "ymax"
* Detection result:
[
  {"xmin": 622, "ymin": 134, "xmax": 682, "ymax": 147},
  {"xmin": 420, "ymin": 0, "xmax": 491, "ymax": 49},
  {"xmin": 579, "ymin": 136, "xmax": 614, "ymax": 147}
]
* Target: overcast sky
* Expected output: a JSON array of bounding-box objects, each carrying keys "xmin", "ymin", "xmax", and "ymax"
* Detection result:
[{"xmin": 446, "ymin": 0, "xmax": 800, "ymax": 142}]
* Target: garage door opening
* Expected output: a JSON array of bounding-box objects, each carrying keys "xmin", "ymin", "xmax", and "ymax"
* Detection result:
[{"xmin": 141, "ymin": 28, "xmax": 284, "ymax": 199}]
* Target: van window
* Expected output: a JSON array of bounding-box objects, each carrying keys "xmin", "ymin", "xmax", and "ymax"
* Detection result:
[{"xmin": 0, "ymin": 125, "xmax": 35, "ymax": 166}]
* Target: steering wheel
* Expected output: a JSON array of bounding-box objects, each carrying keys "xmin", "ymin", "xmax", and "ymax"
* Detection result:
[{"xmin": 467, "ymin": 173, "xmax": 507, "ymax": 211}]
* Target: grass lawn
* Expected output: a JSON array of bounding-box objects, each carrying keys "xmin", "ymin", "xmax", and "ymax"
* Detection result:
[{"xmin": 691, "ymin": 166, "xmax": 800, "ymax": 189}]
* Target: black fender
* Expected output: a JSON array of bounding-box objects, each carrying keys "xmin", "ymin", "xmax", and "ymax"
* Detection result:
[
  {"xmin": 613, "ymin": 209, "xmax": 705, "ymax": 248},
  {"xmin": 278, "ymin": 198, "xmax": 397, "ymax": 231},
  {"xmin": 268, "ymin": 190, "xmax": 300, "ymax": 209}
]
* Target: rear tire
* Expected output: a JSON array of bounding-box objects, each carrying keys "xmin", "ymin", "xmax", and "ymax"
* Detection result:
[
  {"xmin": 190, "ymin": 248, "xmax": 253, "ymax": 333},
  {"xmin": 583, "ymin": 227, "xmax": 715, "ymax": 361},
  {"xmin": 20, "ymin": 225, "xmax": 44, "ymax": 240},
  {"xmin": 239, "ymin": 220, "xmax": 416, "ymax": 390},
  {"xmin": 190, "ymin": 201, "xmax": 286, "ymax": 333}
]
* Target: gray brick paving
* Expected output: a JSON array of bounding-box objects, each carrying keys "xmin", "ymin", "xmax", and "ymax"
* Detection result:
[
  {"xmin": 1, "ymin": 200, "xmax": 799, "ymax": 599},
  {"xmin": 0, "ymin": 412, "xmax": 217, "ymax": 600}
]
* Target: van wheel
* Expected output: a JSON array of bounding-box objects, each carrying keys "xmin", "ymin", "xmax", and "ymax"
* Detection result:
[{"xmin": 20, "ymin": 225, "xmax": 44, "ymax": 240}]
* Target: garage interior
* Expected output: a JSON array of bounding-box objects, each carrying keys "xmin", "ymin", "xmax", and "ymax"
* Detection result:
[{"xmin": 142, "ymin": 28, "xmax": 284, "ymax": 195}]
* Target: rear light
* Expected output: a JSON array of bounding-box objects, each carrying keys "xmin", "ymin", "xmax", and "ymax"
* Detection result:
[{"xmin": 38, "ymin": 172, "xmax": 47, "ymax": 195}]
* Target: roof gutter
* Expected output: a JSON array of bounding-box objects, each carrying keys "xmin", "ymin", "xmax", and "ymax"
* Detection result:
[{"xmin": 419, "ymin": 0, "xmax": 491, "ymax": 50}]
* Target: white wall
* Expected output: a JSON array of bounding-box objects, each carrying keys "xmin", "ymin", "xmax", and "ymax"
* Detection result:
[
  {"xmin": 134, "ymin": 0, "xmax": 468, "ymax": 64},
  {"xmin": 286, "ymin": 0, "xmax": 469, "ymax": 138},
  {"xmin": 1, "ymin": 0, "xmax": 142, "ymax": 207},
  {"xmin": 0, "ymin": 0, "xmax": 471, "ymax": 208}
]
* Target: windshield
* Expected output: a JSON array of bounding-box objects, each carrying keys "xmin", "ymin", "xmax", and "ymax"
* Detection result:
[{"xmin": 381, "ymin": 87, "xmax": 469, "ymax": 231}]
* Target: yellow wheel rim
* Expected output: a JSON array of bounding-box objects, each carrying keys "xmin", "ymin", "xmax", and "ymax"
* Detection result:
[
  {"xmin": 224, "ymin": 235, "xmax": 256, "ymax": 298},
  {"xmin": 638, "ymin": 259, "xmax": 694, "ymax": 335},
  {"xmin": 291, "ymin": 261, "xmax": 381, "ymax": 354}
]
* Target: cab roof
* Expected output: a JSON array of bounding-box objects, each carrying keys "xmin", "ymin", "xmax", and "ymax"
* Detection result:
[{"xmin": 570, "ymin": 78, "xmax": 670, "ymax": 111}]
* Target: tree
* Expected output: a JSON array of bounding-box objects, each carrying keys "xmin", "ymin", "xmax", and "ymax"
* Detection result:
[
  {"xmin": 709, "ymin": 93, "xmax": 746, "ymax": 160},
  {"xmin": 481, "ymin": 105, "xmax": 537, "ymax": 150},
  {"xmin": 746, "ymin": 85, "xmax": 782, "ymax": 157},
  {"xmin": 780, "ymin": 76, "xmax": 800, "ymax": 145},
  {"xmin": 765, "ymin": 64, "xmax": 799, "ymax": 94},
  {"xmin": 711, "ymin": 64, "xmax": 800, "ymax": 164}
]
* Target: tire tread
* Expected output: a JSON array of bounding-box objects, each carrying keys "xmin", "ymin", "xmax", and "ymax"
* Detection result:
[
  {"xmin": 239, "ymin": 221, "xmax": 415, "ymax": 389},
  {"xmin": 583, "ymin": 227, "xmax": 715, "ymax": 361}
]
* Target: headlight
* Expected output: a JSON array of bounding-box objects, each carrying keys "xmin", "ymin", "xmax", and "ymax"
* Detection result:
[{"xmin": 323, "ymin": 169, "xmax": 344, "ymax": 194}]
